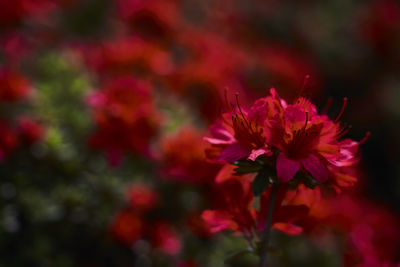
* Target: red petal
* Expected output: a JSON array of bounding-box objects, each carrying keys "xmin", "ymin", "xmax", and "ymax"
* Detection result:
[
  {"xmin": 248, "ymin": 147, "xmax": 271, "ymax": 161},
  {"xmin": 201, "ymin": 210, "xmax": 238, "ymax": 233},
  {"xmin": 301, "ymin": 154, "xmax": 328, "ymax": 182},
  {"xmin": 273, "ymin": 222, "xmax": 303, "ymax": 235},
  {"xmin": 217, "ymin": 143, "xmax": 250, "ymax": 163},
  {"xmin": 276, "ymin": 153, "xmax": 300, "ymax": 182}
]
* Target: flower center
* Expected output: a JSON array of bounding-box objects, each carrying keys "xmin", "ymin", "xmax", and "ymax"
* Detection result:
[{"xmin": 286, "ymin": 113, "xmax": 320, "ymax": 159}]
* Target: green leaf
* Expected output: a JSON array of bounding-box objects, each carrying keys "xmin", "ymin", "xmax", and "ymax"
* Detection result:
[
  {"xmin": 234, "ymin": 164, "xmax": 263, "ymax": 174},
  {"xmin": 299, "ymin": 173, "xmax": 322, "ymax": 189},
  {"xmin": 232, "ymin": 159, "xmax": 263, "ymax": 174},
  {"xmin": 252, "ymin": 169, "xmax": 269, "ymax": 196}
]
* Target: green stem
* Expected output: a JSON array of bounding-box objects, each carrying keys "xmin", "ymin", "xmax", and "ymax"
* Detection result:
[{"xmin": 259, "ymin": 182, "xmax": 278, "ymax": 267}]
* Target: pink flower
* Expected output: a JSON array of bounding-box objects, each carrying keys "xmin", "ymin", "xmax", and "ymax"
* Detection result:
[
  {"xmin": 204, "ymin": 89, "xmax": 280, "ymax": 163},
  {"xmin": 267, "ymin": 94, "xmax": 369, "ymax": 186},
  {"xmin": 205, "ymin": 88, "xmax": 369, "ymax": 188},
  {"xmin": 149, "ymin": 221, "xmax": 181, "ymax": 256}
]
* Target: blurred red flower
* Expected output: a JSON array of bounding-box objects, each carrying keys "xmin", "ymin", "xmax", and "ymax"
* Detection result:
[
  {"xmin": 0, "ymin": 0, "xmax": 56, "ymax": 27},
  {"xmin": 88, "ymin": 76, "xmax": 161, "ymax": 166},
  {"xmin": 77, "ymin": 37, "xmax": 174, "ymax": 78},
  {"xmin": 115, "ymin": 0, "xmax": 180, "ymax": 43},
  {"xmin": 110, "ymin": 210, "xmax": 143, "ymax": 246},
  {"xmin": 302, "ymin": 193, "xmax": 400, "ymax": 267},
  {"xmin": 126, "ymin": 184, "xmax": 158, "ymax": 213},
  {"xmin": 0, "ymin": 68, "xmax": 31, "ymax": 102},
  {"xmin": 149, "ymin": 221, "xmax": 181, "ymax": 256},
  {"xmin": 17, "ymin": 117, "xmax": 45, "ymax": 144},
  {"xmin": 0, "ymin": 120, "xmax": 18, "ymax": 162},
  {"xmin": 160, "ymin": 127, "xmax": 220, "ymax": 184},
  {"xmin": 201, "ymin": 165, "xmax": 308, "ymax": 236},
  {"xmin": 185, "ymin": 213, "xmax": 213, "ymax": 239}
]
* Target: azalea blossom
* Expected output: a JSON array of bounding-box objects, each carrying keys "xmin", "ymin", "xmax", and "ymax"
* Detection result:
[
  {"xmin": 126, "ymin": 183, "xmax": 159, "ymax": 213},
  {"xmin": 88, "ymin": 76, "xmax": 161, "ymax": 166},
  {"xmin": 201, "ymin": 165, "xmax": 308, "ymax": 237},
  {"xmin": 0, "ymin": 68, "xmax": 31, "ymax": 102},
  {"xmin": 204, "ymin": 88, "xmax": 369, "ymax": 187},
  {"xmin": 160, "ymin": 127, "xmax": 220, "ymax": 184},
  {"xmin": 294, "ymin": 188, "xmax": 400, "ymax": 267}
]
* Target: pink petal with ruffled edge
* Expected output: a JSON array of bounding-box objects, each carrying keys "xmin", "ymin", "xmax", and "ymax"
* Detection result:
[
  {"xmin": 248, "ymin": 147, "xmax": 271, "ymax": 161},
  {"xmin": 276, "ymin": 153, "xmax": 300, "ymax": 182},
  {"xmin": 203, "ymin": 121, "xmax": 235, "ymax": 145},
  {"xmin": 301, "ymin": 154, "xmax": 328, "ymax": 182},
  {"xmin": 217, "ymin": 143, "xmax": 250, "ymax": 163}
]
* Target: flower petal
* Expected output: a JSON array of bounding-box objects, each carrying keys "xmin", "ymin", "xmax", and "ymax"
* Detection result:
[
  {"xmin": 273, "ymin": 222, "xmax": 303, "ymax": 235},
  {"xmin": 215, "ymin": 164, "xmax": 236, "ymax": 184},
  {"xmin": 248, "ymin": 147, "xmax": 271, "ymax": 161},
  {"xmin": 301, "ymin": 154, "xmax": 328, "ymax": 182},
  {"xmin": 276, "ymin": 153, "xmax": 300, "ymax": 182},
  {"xmin": 201, "ymin": 210, "xmax": 238, "ymax": 233},
  {"xmin": 217, "ymin": 143, "xmax": 250, "ymax": 163},
  {"xmin": 203, "ymin": 120, "xmax": 235, "ymax": 145}
]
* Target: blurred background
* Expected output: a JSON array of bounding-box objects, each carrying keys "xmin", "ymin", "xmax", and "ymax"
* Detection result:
[{"xmin": 0, "ymin": 0, "xmax": 399, "ymax": 266}]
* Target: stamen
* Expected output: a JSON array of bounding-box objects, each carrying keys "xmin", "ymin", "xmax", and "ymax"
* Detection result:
[
  {"xmin": 224, "ymin": 88, "xmax": 234, "ymax": 113},
  {"xmin": 358, "ymin": 132, "xmax": 371, "ymax": 145},
  {"xmin": 321, "ymin": 97, "xmax": 333, "ymax": 114},
  {"xmin": 302, "ymin": 112, "xmax": 309, "ymax": 131},
  {"xmin": 335, "ymin": 97, "xmax": 348, "ymax": 123},
  {"xmin": 336, "ymin": 125, "xmax": 352, "ymax": 139},
  {"xmin": 298, "ymin": 74, "xmax": 310, "ymax": 98},
  {"xmin": 235, "ymin": 93, "xmax": 251, "ymax": 130}
]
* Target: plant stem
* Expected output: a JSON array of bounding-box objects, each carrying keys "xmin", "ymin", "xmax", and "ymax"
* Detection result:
[{"xmin": 259, "ymin": 182, "xmax": 278, "ymax": 267}]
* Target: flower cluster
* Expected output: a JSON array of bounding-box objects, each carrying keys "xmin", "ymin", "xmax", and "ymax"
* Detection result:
[
  {"xmin": 159, "ymin": 127, "xmax": 221, "ymax": 184},
  {"xmin": 110, "ymin": 183, "xmax": 181, "ymax": 256},
  {"xmin": 0, "ymin": 68, "xmax": 44, "ymax": 161},
  {"xmin": 202, "ymin": 165, "xmax": 309, "ymax": 237},
  {"xmin": 87, "ymin": 76, "xmax": 161, "ymax": 166},
  {"xmin": 205, "ymin": 88, "xmax": 369, "ymax": 189}
]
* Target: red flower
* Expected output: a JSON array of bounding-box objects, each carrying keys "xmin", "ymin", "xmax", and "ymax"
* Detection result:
[
  {"xmin": 0, "ymin": 0, "xmax": 56, "ymax": 27},
  {"xmin": 205, "ymin": 88, "xmax": 369, "ymax": 187},
  {"xmin": 0, "ymin": 68, "xmax": 31, "ymax": 102},
  {"xmin": 88, "ymin": 76, "xmax": 161, "ymax": 166},
  {"xmin": 302, "ymin": 194, "xmax": 400, "ymax": 267},
  {"xmin": 201, "ymin": 165, "xmax": 308, "ymax": 236},
  {"xmin": 160, "ymin": 127, "xmax": 220, "ymax": 184},
  {"xmin": 149, "ymin": 221, "xmax": 181, "ymax": 256},
  {"xmin": 110, "ymin": 210, "xmax": 143, "ymax": 246},
  {"xmin": 17, "ymin": 117, "xmax": 44, "ymax": 144},
  {"xmin": 0, "ymin": 120, "xmax": 18, "ymax": 161},
  {"xmin": 204, "ymin": 89, "xmax": 279, "ymax": 163},
  {"xmin": 185, "ymin": 213, "xmax": 213, "ymax": 239},
  {"xmin": 126, "ymin": 184, "xmax": 158, "ymax": 213},
  {"xmin": 115, "ymin": 0, "xmax": 179, "ymax": 43},
  {"xmin": 76, "ymin": 37, "xmax": 174, "ymax": 77}
]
